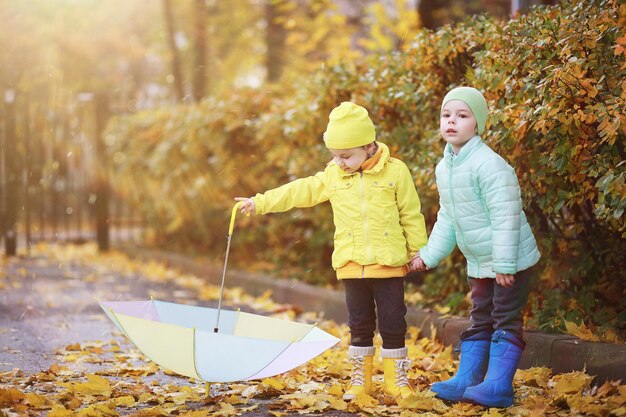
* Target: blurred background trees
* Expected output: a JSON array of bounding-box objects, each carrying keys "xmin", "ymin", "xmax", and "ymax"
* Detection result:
[{"xmin": 1, "ymin": 0, "xmax": 534, "ymax": 109}]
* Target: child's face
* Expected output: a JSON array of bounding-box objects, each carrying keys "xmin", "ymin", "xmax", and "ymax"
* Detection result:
[
  {"xmin": 328, "ymin": 145, "xmax": 371, "ymax": 173},
  {"xmin": 440, "ymin": 100, "xmax": 478, "ymax": 153}
]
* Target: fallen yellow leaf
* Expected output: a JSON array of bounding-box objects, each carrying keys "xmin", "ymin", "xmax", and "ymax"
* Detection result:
[
  {"xmin": 48, "ymin": 404, "xmax": 73, "ymax": 417},
  {"xmin": 262, "ymin": 377, "xmax": 285, "ymax": 390},
  {"xmin": 127, "ymin": 405, "xmax": 168, "ymax": 416},
  {"xmin": 353, "ymin": 392, "xmax": 378, "ymax": 408},
  {"xmin": 65, "ymin": 343, "xmax": 82, "ymax": 351},
  {"xmin": 328, "ymin": 397, "xmax": 347, "ymax": 410},
  {"xmin": 0, "ymin": 388, "xmax": 25, "ymax": 405},
  {"xmin": 65, "ymin": 374, "xmax": 112, "ymax": 397},
  {"xmin": 111, "ymin": 395, "xmax": 136, "ymax": 407},
  {"xmin": 24, "ymin": 392, "xmax": 51, "ymax": 409},
  {"xmin": 564, "ymin": 320, "xmax": 600, "ymax": 341},
  {"xmin": 327, "ymin": 383, "xmax": 343, "ymax": 397},
  {"xmin": 515, "ymin": 367, "xmax": 552, "ymax": 388},
  {"xmin": 213, "ymin": 402, "xmax": 238, "ymax": 417},
  {"xmin": 553, "ymin": 371, "xmax": 594, "ymax": 395},
  {"xmin": 178, "ymin": 410, "xmax": 210, "ymax": 417},
  {"xmin": 611, "ymin": 406, "xmax": 626, "ymax": 416},
  {"xmin": 75, "ymin": 403, "xmax": 119, "ymax": 417}
]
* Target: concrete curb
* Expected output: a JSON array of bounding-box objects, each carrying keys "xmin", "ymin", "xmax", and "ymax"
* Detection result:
[{"xmin": 121, "ymin": 246, "xmax": 626, "ymax": 383}]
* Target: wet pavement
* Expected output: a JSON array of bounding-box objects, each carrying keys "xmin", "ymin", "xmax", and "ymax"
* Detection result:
[{"xmin": 0, "ymin": 246, "xmax": 358, "ymax": 416}]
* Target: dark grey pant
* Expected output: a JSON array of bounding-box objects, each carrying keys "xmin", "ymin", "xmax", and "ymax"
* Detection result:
[
  {"xmin": 342, "ymin": 277, "xmax": 407, "ymax": 349},
  {"xmin": 460, "ymin": 267, "xmax": 534, "ymax": 348}
]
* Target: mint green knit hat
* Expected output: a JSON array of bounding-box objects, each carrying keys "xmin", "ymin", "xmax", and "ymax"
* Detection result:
[{"xmin": 441, "ymin": 87, "xmax": 488, "ymax": 135}]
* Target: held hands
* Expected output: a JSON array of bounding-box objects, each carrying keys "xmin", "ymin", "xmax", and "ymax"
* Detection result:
[
  {"xmin": 495, "ymin": 273, "xmax": 515, "ymax": 287},
  {"xmin": 234, "ymin": 197, "xmax": 255, "ymax": 215},
  {"xmin": 409, "ymin": 253, "xmax": 429, "ymax": 272}
]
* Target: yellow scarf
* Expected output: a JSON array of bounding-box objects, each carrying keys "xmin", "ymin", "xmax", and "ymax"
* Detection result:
[{"xmin": 360, "ymin": 144, "xmax": 382, "ymax": 171}]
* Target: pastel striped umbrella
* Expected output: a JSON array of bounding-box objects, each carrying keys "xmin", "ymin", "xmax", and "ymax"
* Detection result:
[
  {"xmin": 100, "ymin": 299, "xmax": 339, "ymax": 382},
  {"xmin": 100, "ymin": 203, "xmax": 338, "ymax": 382}
]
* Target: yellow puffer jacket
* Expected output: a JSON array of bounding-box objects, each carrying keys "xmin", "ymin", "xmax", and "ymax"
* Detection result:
[{"xmin": 251, "ymin": 143, "xmax": 427, "ymax": 274}]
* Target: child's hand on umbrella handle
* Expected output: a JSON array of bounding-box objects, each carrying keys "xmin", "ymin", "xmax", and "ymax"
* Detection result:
[{"xmin": 234, "ymin": 197, "xmax": 255, "ymax": 216}]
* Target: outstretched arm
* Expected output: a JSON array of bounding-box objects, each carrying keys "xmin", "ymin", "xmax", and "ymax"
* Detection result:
[{"xmin": 239, "ymin": 171, "xmax": 329, "ymax": 216}]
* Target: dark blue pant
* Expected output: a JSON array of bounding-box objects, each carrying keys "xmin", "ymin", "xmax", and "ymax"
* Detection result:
[
  {"xmin": 342, "ymin": 277, "xmax": 407, "ymax": 349},
  {"xmin": 460, "ymin": 267, "xmax": 534, "ymax": 348}
]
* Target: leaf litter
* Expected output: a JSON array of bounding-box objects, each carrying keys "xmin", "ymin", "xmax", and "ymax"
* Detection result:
[{"xmin": 1, "ymin": 243, "xmax": 624, "ymax": 416}]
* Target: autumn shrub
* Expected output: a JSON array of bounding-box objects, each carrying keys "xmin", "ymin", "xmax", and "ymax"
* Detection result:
[{"xmin": 106, "ymin": 0, "xmax": 625, "ymax": 340}]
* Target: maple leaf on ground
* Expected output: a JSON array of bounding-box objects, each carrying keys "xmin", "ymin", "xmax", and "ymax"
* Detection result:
[
  {"xmin": 110, "ymin": 395, "xmax": 136, "ymax": 407},
  {"xmin": 48, "ymin": 363, "xmax": 73, "ymax": 376},
  {"xmin": 24, "ymin": 392, "xmax": 52, "ymax": 409},
  {"xmin": 551, "ymin": 371, "xmax": 594, "ymax": 395},
  {"xmin": 353, "ymin": 392, "xmax": 378, "ymax": 408},
  {"xmin": 481, "ymin": 409, "xmax": 507, "ymax": 417},
  {"xmin": 65, "ymin": 343, "xmax": 82, "ymax": 351},
  {"xmin": 567, "ymin": 394, "xmax": 609, "ymax": 417},
  {"xmin": 397, "ymin": 390, "xmax": 446, "ymax": 413},
  {"xmin": 177, "ymin": 410, "xmax": 211, "ymax": 417},
  {"xmin": 262, "ymin": 377, "xmax": 286, "ymax": 391},
  {"xmin": 48, "ymin": 404, "xmax": 74, "ymax": 417},
  {"xmin": 0, "ymin": 387, "xmax": 25, "ymax": 405},
  {"xmin": 564, "ymin": 320, "xmax": 600, "ymax": 341},
  {"xmin": 62, "ymin": 374, "xmax": 113, "ymax": 398},
  {"xmin": 75, "ymin": 402, "xmax": 119, "ymax": 417},
  {"xmin": 515, "ymin": 367, "xmax": 552, "ymax": 388}
]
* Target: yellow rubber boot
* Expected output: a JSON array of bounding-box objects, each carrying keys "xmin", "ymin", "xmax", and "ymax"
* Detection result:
[
  {"xmin": 343, "ymin": 346, "xmax": 375, "ymax": 400},
  {"xmin": 381, "ymin": 347, "xmax": 413, "ymax": 399}
]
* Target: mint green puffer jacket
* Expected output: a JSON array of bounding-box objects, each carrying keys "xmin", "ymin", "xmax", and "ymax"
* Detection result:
[{"xmin": 419, "ymin": 136, "xmax": 540, "ymax": 278}]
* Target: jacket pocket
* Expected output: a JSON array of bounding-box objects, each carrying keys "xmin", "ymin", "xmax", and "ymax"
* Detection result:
[
  {"xmin": 382, "ymin": 227, "xmax": 408, "ymax": 266},
  {"xmin": 329, "ymin": 180, "xmax": 355, "ymax": 211},
  {"xmin": 332, "ymin": 228, "xmax": 354, "ymax": 267},
  {"xmin": 371, "ymin": 180, "xmax": 397, "ymax": 223}
]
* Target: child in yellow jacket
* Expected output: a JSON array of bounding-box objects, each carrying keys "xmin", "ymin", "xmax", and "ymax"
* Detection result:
[{"xmin": 236, "ymin": 101, "xmax": 427, "ymax": 401}]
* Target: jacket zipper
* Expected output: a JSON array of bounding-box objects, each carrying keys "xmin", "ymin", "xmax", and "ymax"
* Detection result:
[
  {"xmin": 449, "ymin": 156, "xmax": 479, "ymax": 271},
  {"xmin": 360, "ymin": 172, "xmax": 372, "ymax": 276}
]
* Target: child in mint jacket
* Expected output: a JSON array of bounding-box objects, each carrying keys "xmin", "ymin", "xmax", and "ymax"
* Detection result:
[
  {"xmin": 411, "ymin": 87, "xmax": 540, "ymax": 408},
  {"xmin": 236, "ymin": 102, "xmax": 428, "ymax": 402}
]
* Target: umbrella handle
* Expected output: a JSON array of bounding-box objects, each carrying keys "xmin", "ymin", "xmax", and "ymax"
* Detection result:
[
  {"xmin": 229, "ymin": 201, "xmax": 243, "ymax": 235},
  {"xmin": 215, "ymin": 201, "xmax": 243, "ymax": 333}
]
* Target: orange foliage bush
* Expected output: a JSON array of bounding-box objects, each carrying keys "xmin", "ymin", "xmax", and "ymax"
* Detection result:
[{"xmin": 106, "ymin": 0, "xmax": 625, "ymax": 339}]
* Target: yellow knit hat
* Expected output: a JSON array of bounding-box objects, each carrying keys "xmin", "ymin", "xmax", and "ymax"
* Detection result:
[{"xmin": 323, "ymin": 102, "xmax": 376, "ymax": 149}]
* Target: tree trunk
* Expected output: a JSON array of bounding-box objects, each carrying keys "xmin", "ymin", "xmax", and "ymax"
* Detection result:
[
  {"xmin": 94, "ymin": 93, "xmax": 110, "ymax": 252},
  {"xmin": 162, "ymin": 0, "xmax": 185, "ymax": 102},
  {"xmin": 2, "ymin": 91, "xmax": 20, "ymax": 256},
  {"xmin": 417, "ymin": 0, "xmax": 438, "ymax": 30},
  {"xmin": 192, "ymin": 0, "xmax": 208, "ymax": 102},
  {"xmin": 265, "ymin": 0, "xmax": 285, "ymax": 83}
]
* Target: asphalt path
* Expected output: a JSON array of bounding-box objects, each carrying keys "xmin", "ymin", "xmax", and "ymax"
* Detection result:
[{"xmin": 0, "ymin": 249, "xmax": 357, "ymax": 417}]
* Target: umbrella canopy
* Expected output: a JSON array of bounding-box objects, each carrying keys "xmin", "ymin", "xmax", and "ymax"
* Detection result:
[{"xmin": 100, "ymin": 299, "xmax": 339, "ymax": 383}]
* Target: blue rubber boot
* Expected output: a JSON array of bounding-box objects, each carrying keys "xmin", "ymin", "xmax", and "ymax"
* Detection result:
[
  {"xmin": 430, "ymin": 332, "xmax": 490, "ymax": 402},
  {"xmin": 462, "ymin": 330, "xmax": 524, "ymax": 408}
]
